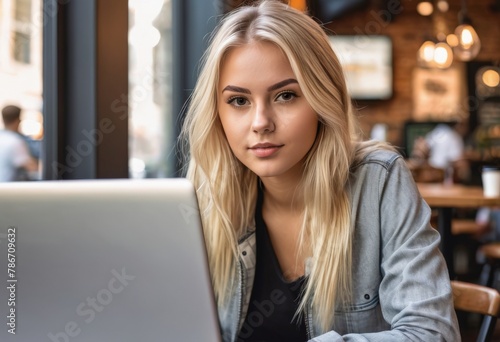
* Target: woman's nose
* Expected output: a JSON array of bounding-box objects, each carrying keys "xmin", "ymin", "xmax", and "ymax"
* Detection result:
[{"xmin": 251, "ymin": 105, "xmax": 275, "ymax": 133}]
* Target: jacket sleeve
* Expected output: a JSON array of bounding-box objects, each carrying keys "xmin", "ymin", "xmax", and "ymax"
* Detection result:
[{"xmin": 309, "ymin": 156, "xmax": 461, "ymax": 342}]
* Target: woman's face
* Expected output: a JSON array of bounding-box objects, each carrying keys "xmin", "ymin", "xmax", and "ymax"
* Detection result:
[{"xmin": 217, "ymin": 41, "xmax": 318, "ymax": 181}]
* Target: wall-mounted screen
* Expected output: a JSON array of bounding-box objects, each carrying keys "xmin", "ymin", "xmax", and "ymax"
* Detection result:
[{"xmin": 329, "ymin": 35, "xmax": 393, "ymax": 100}]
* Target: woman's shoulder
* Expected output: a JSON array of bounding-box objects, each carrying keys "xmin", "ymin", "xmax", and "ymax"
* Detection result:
[
  {"xmin": 351, "ymin": 142, "xmax": 403, "ymax": 173},
  {"xmin": 348, "ymin": 143, "xmax": 419, "ymax": 211}
]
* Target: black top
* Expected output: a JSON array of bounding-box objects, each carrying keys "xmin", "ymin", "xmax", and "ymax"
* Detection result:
[{"xmin": 237, "ymin": 189, "xmax": 308, "ymax": 342}]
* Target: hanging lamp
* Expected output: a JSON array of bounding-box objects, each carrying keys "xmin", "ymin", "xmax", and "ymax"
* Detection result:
[{"xmin": 453, "ymin": 0, "xmax": 481, "ymax": 61}]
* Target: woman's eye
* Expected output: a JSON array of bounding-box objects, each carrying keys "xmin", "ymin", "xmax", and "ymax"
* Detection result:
[
  {"xmin": 276, "ymin": 91, "xmax": 296, "ymax": 102},
  {"xmin": 227, "ymin": 96, "xmax": 249, "ymax": 107}
]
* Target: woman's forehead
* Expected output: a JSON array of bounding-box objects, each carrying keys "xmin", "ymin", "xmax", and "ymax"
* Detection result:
[{"xmin": 219, "ymin": 42, "xmax": 295, "ymax": 85}]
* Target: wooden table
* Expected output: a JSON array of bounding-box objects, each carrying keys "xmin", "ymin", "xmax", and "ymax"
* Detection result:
[{"xmin": 417, "ymin": 183, "xmax": 500, "ymax": 278}]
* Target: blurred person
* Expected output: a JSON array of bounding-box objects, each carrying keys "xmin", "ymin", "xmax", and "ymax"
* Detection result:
[
  {"xmin": 409, "ymin": 120, "xmax": 470, "ymax": 184},
  {"xmin": 3, "ymin": 105, "xmax": 42, "ymax": 159},
  {"xmin": 0, "ymin": 105, "xmax": 38, "ymax": 181},
  {"xmin": 180, "ymin": 1, "xmax": 459, "ymax": 340}
]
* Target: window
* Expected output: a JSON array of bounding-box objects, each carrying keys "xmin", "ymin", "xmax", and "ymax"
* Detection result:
[
  {"xmin": 12, "ymin": 0, "xmax": 32, "ymax": 64},
  {"xmin": 128, "ymin": 0, "xmax": 173, "ymax": 178},
  {"xmin": 14, "ymin": 0, "xmax": 31, "ymax": 22},
  {"xmin": 0, "ymin": 0, "xmax": 43, "ymax": 180},
  {"xmin": 13, "ymin": 31, "xmax": 30, "ymax": 63}
]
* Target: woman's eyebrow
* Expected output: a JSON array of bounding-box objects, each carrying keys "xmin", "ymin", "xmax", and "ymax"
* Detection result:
[
  {"xmin": 267, "ymin": 78, "xmax": 298, "ymax": 91},
  {"xmin": 221, "ymin": 78, "xmax": 298, "ymax": 94},
  {"xmin": 222, "ymin": 85, "xmax": 251, "ymax": 94}
]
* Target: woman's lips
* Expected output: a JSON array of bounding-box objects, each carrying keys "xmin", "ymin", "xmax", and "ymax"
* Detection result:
[{"xmin": 249, "ymin": 143, "xmax": 283, "ymax": 157}]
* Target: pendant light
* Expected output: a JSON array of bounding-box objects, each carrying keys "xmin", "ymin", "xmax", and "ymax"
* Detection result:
[
  {"xmin": 416, "ymin": 5, "xmax": 437, "ymax": 69},
  {"xmin": 436, "ymin": 0, "xmax": 449, "ymax": 12},
  {"xmin": 417, "ymin": 3, "xmax": 454, "ymax": 70},
  {"xmin": 433, "ymin": 42, "xmax": 453, "ymax": 69},
  {"xmin": 418, "ymin": 40, "xmax": 436, "ymax": 68},
  {"xmin": 417, "ymin": 39, "xmax": 453, "ymax": 69},
  {"xmin": 453, "ymin": 0, "xmax": 481, "ymax": 61},
  {"xmin": 417, "ymin": 1, "xmax": 433, "ymax": 16}
]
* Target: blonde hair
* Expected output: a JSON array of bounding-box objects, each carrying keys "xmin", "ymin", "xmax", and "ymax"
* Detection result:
[{"xmin": 181, "ymin": 0, "xmax": 385, "ymax": 332}]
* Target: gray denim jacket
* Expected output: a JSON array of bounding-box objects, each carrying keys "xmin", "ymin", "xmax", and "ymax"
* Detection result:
[{"xmin": 218, "ymin": 150, "xmax": 461, "ymax": 341}]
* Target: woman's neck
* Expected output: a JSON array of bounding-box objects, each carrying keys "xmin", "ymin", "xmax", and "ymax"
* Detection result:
[{"xmin": 260, "ymin": 176, "xmax": 304, "ymax": 213}]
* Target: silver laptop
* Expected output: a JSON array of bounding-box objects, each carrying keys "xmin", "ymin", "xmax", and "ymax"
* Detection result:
[{"xmin": 0, "ymin": 178, "xmax": 221, "ymax": 342}]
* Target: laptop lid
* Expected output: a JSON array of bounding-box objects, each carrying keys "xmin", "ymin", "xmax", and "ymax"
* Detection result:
[{"xmin": 0, "ymin": 178, "xmax": 221, "ymax": 342}]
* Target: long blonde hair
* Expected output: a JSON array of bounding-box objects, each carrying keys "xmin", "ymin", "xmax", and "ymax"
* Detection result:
[{"xmin": 181, "ymin": 0, "xmax": 383, "ymax": 332}]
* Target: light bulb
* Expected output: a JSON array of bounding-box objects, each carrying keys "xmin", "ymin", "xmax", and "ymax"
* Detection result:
[
  {"xmin": 446, "ymin": 34, "xmax": 458, "ymax": 47},
  {"xmin": 417, "ymin": 2, "xmax": 434, "ymax": 16},
  {"xmin": 482, "ymin": 69, "xmax": 500, "ymax": 88},
  {"xmin": 418, "ymin": 41, "xmax": 436, "ymax": 67},
  {"xmin": 453, "ymin": 24, "xmax": 481, "ymax": 61},
  {"xmin": 433, "ymin": 42, "xmax": 453, "ymax": 69},
  {"xmin": 437, "ymin": 0, "xmax": 449, "ymax": 12}
]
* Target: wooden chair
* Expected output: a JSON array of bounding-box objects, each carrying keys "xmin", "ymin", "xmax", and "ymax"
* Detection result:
[
  {"xmin": 479, "ymin": 243, "xmax": 500, "ymax": 289},
  {"xmin": 407, "ymin": 162, "xmax": 445, "ymax": 183},
  {"xmin": 452, "ymin": 219, "xmax": 484, "ymax": 235},
  {"xmin": 451, "ymin": 280, "xmax": 500, "ymax": 341}
]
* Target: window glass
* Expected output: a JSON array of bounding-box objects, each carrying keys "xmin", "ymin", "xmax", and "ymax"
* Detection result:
[
  {"xmin": 14, "ymin": 0, "xmax": 31, "ymax": 22},
  {"xmin": 0, "ymin": 0, "xmax": 43, "ymax": 181},
  {"xmin": 128, "ymin": 0, "xmax": 173, "ymax": 178},
  {"xmin": 13, "ymin": 31, "xmax": 31, "ymax": 63},
  {"xmin": 12, "ymin": 0, "xmax": 32, "ymax": 64}
]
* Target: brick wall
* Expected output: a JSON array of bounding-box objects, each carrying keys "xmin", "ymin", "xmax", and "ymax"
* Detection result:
[{"xmin": 323, "ymin": 0, "xmax": 500, "ymax": 147}]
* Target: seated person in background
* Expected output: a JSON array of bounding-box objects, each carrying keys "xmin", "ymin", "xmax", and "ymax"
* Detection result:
[
  {"xmin": 408, "ymin": 121, "xmax": 470, "ymax": 183},
  {"xmin": 181, "ymin": 1, "xmax": 459, "ymax": 340}
]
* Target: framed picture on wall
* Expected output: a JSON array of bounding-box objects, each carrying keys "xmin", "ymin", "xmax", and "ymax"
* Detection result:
[
  {"xmin": 412, "ymin": 66, "xmax": 467, "ymax": 121},
  {"xmin": 329, "ymin": 35, "xmax": 393, "ymax": 100}
]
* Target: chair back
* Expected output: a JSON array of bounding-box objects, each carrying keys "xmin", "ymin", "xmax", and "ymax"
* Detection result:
[
  {"xmin": 451, "ymin": 280, "xmax": 500, "ymax": 342},
  {"xmin": 408, "ymin": 163, "xmax": 445, "ymax": 183}
]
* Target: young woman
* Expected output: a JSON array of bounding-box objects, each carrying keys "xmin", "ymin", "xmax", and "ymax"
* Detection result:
[{"xmin": 181, "ymin": 1, "xmax": 460, "ymax": 341}]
